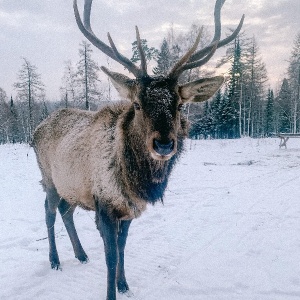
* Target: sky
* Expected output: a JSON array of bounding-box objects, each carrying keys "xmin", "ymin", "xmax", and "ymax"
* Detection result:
[{"xmin": 0, "ymin": 0, "xmax": 299, "ymax": 100}]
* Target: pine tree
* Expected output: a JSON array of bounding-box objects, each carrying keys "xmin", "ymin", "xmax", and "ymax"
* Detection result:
[
  {"xmin": 9, "ymin": 96, "xmax": 20, "ymax": 143},
  {"xmin": 287, "ymin": 33, "xmax": 300, "ymax": 132},
  {"xmin": 218, "ymin": 33, "xmax": 267, "ymax": 137},
  {"xmin": 130, "ymin": 39, "xmax": 158, "ymax": 65},
  {"xmin": 76, "ymin": 41, "xmax": 102, "ymax": 110},
  {"xmin": 226, "ymin": 39, "xmax": 242, "ymax": 137},
  {"xmin": 0, "ymin": 88, "xmax": 9, "ymax": 143},
  {"xmin": 219, "ymin": 89, "xmax": 238, "ymax": 138},
  {"xmin": 277, "ymin": 78, "xmax": 292, "ymax": 133},
  {"xmin": 264, "ymin": 89, "xmax": 275, "ymax": 136},
  {"xmin": 38, "ymin": 93, "xmax": 49, "ymax": 122},
  {"xmin": 228, "ymin": 39, "xmax": 242, "ymax": 97},
  {"xmin": 153, "ymin": 39, "xmax": 172, "ymax": 76},
  {"xmin": 201, "ymin": 101, "xmax": 213, "ymax": 139},
  {"xmin": 218, "ymin": 34, "xmax": 268, "ymax": 138},
  {"xmin": 209, "ymin": 90, "xmax": 222, "ymax": 138}
]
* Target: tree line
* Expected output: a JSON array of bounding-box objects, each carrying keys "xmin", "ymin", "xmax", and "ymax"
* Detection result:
[
  {"xmin": 189, "ymin": 33, "xmax": 300, "ymax": 139},
  {"xmin": 0, "ymin": 41, "xmax": 102, "ymax": 143},
  {"xmin": 1, "ymin": 24, "xmax": 300, "ymax": 143}
]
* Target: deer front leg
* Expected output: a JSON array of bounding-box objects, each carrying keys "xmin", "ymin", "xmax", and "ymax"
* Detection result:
[
  {"xmin": 95, "ymin": 203, "xmax": 118, "ymax": 300},
  {"xmin": 117, "ymin": 220, "xmax": 132, "ymax": 294}
]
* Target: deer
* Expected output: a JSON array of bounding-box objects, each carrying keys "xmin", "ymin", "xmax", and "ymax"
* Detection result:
[{"xmin": 32, "ymin": 0, "xmax": 244, "ymax": 299}]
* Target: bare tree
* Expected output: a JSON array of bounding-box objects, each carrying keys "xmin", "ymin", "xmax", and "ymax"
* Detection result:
[
  {"xmin": 168, "ymin": 23, "xmax": 213, "ymax": 83},
  {"xmin": 13, "ymin": 57, "xmax": 45, "ymax": 141},
  {"xmin": 60, "ymin": 60, "xmax": 77, "ymax": 108},
  {"xmin": 287, "ymin": 33, "xmax": 300, "ymax": 132},
  {"xmin": 242, "ymin": 36, "xmax": 268, "ymax": 136}
]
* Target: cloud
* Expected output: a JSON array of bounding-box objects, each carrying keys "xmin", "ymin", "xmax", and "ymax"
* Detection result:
[{"xmin": 0, "ymin": 0, "xmax": 299, "ymax": 99}]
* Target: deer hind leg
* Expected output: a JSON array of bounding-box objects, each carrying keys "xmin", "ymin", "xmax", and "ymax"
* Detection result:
[
  {"xmin": 45, "ymin": 188, "xmax": 61, "ymax": 270},
  {"xmin": 117, "ymin": 220, "xmax": 132, "ymax": 294},
  {"xmin": 58, "ymin": 199, "xmax": 88, "ymax": 263},
  {"xmin": 95, "ymin": 201, "xmax": 118, "ymax": 300}
]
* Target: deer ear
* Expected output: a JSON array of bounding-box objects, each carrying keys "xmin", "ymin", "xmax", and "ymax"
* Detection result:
[
  {"xmin": 101, "ymin": 66, "xmax": 137, "ymax": 100},
  {"xmin": 179, "ymin": 76, "xmax": 224, "ymax": 103}
]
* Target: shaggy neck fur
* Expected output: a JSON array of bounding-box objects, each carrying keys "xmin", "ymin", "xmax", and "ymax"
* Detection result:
[{"xmin": 116, "ymin": 107, "xmax": 186, "ymax": 204}]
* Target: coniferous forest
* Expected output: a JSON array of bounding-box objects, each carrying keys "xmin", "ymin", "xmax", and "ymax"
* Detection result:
[{"xmin": 1, "ymin": 26, "xmax": 300, "ymax": 143}]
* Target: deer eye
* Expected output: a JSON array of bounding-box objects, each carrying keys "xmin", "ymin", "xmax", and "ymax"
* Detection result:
[
  {"xmin": 133, "ymin": 102, "xmax": 141, "ymax": 110},
  {"xmin": 178, "ymin": 103, "xmax": 184, "ymax": 111}
]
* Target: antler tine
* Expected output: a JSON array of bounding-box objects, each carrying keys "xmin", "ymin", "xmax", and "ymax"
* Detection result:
[
  {"xmin": 106, "ymin": 32, "xmax": 137, "ymax": 72},
  {"xmin": 74, "ymin": 0, "xmax": 115, "ymax": 61},
  {"xmin": 189, "ymin": 14, "xmax": 245, "ymax": 63},
  {"xmin": 168, "ymin": 27, "xmax": 203, "ymax": 78},
  {"xmin": 181, "ymin": 41, "xmax": 219, "ymax": 72},
  {"xmin": 168, "ymin": 0, "xmax": 244, "ymax": 79},
  {"xmin": 73, "ymin": 0, "xmax": 142, "ymax": 77},
  {"xmin": 210, "ymin": 0, "xmax": 224, "ymax": 45},
  {"xmin": 82, "ymin": 0, "xmax": 93, "ymax": 32},
  {"xmin": 187, "ymin": 0, "xmax": 223, "ymax": 63},
  {"xmin": 135, "ymin": 26, "xmax": 148, "ymax": 76},
  {"xmin": 169, "ymin": 0, "xmax": 223, "ymax": 78}
]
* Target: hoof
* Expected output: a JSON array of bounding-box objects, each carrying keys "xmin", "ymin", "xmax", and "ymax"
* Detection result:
[
  {"xmin": 117, "ymin": 281, "xmax": 129, "ymax": 294},
  {"xmin": 122, "ymin": 290, "xmax": 134, "ymax": 298},
  {"xmin": 50, "ymin": 253, "xmax": 61, "ymax": 270},
  {"xmin": 51, "ymin": 261, "xmax": 62, "ymax": 271},
  {"xmin": 76, "ymin": 254, "xmax": 89, "ymax": 264}
]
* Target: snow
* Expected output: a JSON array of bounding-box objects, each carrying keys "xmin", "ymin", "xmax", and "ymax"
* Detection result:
[{"xmin": 1, "ymin": 138, "xmax": 300, "ymax": 300}]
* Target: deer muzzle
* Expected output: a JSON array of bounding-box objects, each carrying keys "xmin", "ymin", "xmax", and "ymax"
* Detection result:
[
  {"xmin": 147, "ymin": 131, "xmax": 177, "ymax": 161},
  {"xmin": 153, "ymin": 139, "xmax": 174, "ymax": 156}
]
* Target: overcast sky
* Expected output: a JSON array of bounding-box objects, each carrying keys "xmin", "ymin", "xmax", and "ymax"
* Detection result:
[{"xmin": 0, "ymin": 0, "xmax": 299, "ymax": 100}]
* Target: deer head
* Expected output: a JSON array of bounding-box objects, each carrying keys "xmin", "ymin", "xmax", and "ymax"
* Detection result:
[{"xmin": 73, "ymin": 0, "xmax": 244, "ymax": 161}]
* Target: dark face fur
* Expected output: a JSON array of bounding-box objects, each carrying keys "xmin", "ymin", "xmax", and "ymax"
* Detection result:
[
  {"xmin": 103, "ymin": 67, "xmax": 224, "ymax": 162},
  {"xmin": 132, "ymin": 77, "xmax": 183, "ymax": 161}
]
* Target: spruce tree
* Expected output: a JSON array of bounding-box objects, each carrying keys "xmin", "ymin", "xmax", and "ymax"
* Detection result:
[
  {"xmin": 219, "ymin": 89, "xmax": 238, "ymax": 139},
  {"xmin": 76, "ymin": 41, "xmax": 102, "ymax": 110},
  {"xmin": 153, "ymin": 39, "xmax": 172, "ymax": 76},
  {"xmin": 277, "ymin": 78, "xmax": 292, "ymax": 133},
  {"xmin": 130, "ymin": 39, "xmax": 158, "ymax": 65},
  {"xmin": 209, "ymin": 90, "xmax": 222, "ymax": 138},
  {"xmin": 264, "ymin": 89, "xmax": 275, "ymax": 136},
  {"xmin": 226, "ymin": 39, "xmax": 242, "ymax": 138},
  {"xmin": 287, "ymin": 33, "xmax": 300, "ymax": 132},
  {"xmin": 9, "ymin": 96, "xmax": 20, "ymax": 143},
  {"xmin": 218, "ymin": 35, "xmax": 268, "ymax": 137},
  {"xmin": 0, "ymin": 88, "xmax": 9, "ymax": 143}
]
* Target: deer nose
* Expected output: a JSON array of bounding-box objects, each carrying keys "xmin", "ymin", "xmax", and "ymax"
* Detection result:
[{"xmin": 153, "ymin": 139, "xmax": 174, "ymax": 156}]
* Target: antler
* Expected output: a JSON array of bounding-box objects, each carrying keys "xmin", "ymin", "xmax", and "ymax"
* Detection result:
[
  {"xmin": 73, "ymin": 0, "xmax": 148, "ymax": 78},
  {"xmin": 169, "ymin": 0, "xmax": 245, "ymax": 78},
  {"xmin": 74, "ymin": 0, "xmax": 244, "ymax": 81}
]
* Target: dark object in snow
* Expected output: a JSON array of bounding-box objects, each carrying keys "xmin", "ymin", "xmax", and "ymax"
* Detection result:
[{"xmin": 277, "ymin": 133, "xmax": 300, "ymax": 149}]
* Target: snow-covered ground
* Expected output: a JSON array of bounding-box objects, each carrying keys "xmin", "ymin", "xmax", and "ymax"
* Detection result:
[{"xmin": 1, "ymin": 138, "xmax": 300, "ymax": 300}]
